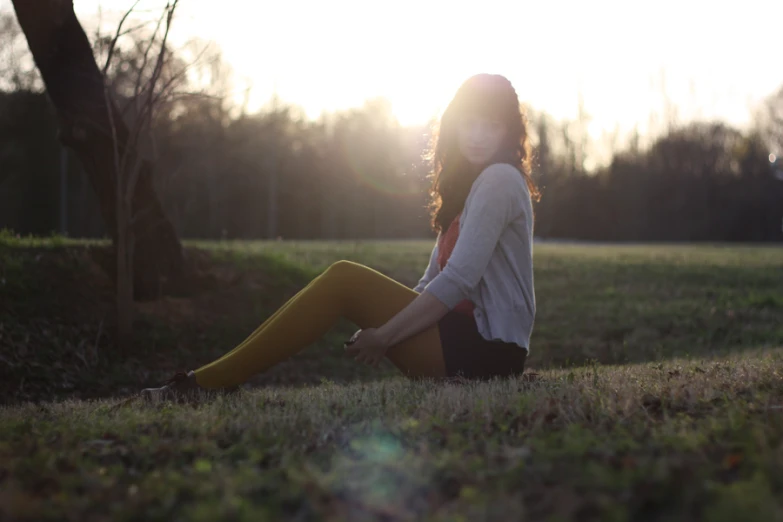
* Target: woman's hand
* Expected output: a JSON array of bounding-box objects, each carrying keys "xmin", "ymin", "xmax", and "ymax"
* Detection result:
[{"xmin": 344, "ymin": 328, "xmax": 389, "ymax": 368}]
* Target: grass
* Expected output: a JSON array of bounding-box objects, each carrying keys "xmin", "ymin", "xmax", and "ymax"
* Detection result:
[
  {"xmin": 2, "ymin": 234, "xmax": 783, "ymax": 520},
  {"xmin": 3, "ymin": 353, "xmax": 783, "ymax": 521},
  {"xmin": 195, "ymin": 239, "xmax": 783, "ymax": 366}
]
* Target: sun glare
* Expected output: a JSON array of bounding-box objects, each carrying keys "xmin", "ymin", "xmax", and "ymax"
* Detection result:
[{"xmin": 62, "ymin": 0, "xmax": 783, "ymax": 135}]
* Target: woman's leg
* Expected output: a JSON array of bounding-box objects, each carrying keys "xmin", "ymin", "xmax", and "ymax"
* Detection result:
[
  {"xmin": 194, "ymin": 260, "xmax": 447, "ymax": 388},
  {"xmin": 200, "ymin": 274, "xmax": 322, "ymax": 365}
]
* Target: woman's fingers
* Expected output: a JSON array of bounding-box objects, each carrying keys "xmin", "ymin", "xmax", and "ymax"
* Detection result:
[
  {"xmin": 353, "ymin": 349, "xmax": 373, "ymax": 366},
  {"xmin": 344, "ymin": 329, "xmax": 384, "ymax": 367},
  {"xmin": 364, "ymin": 352, "xmax": 381, "ymax": 368}
]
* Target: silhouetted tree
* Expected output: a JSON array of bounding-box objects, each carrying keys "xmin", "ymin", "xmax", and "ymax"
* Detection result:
[{"xmin": 10, "ymin": 0, "xmax": 185, "ymax": 300}]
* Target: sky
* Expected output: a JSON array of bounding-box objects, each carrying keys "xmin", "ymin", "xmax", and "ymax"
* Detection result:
[{"xmin": 2, "ymin": 0, "xmax": 781, "ymax": 144}]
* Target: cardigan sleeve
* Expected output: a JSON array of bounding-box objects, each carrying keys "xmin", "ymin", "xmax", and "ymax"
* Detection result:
[{"xmin": 424, "ymin": 164, "xmax": 527, "ymax": 308}]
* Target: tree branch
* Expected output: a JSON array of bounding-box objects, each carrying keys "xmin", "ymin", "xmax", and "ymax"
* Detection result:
[{"xmin": 102, "ymin": 0, "xmax": 141, "ymax": 77}]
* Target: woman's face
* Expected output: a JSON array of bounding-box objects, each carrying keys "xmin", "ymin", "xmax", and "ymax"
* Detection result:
[{"xmin": 457, "ymin": 114, "xmax": 507, "ymax": 166}]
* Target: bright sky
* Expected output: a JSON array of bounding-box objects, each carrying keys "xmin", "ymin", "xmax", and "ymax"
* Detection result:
[{"xmin": 3, "ymin": 0, "xmax": 782, "ymax": 142}]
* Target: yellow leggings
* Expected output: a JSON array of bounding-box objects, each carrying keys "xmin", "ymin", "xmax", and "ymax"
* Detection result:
[{"xmin": 194, "ymin": 260, "xmax": 447, "ymax": 388}]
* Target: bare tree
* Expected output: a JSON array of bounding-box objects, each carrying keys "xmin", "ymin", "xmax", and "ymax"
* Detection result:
[
  {"xmin": 10, "ymin": 0, "xmax": 185, "ymax": 301},
  {"xmin": 100, "ymin": 1, "xmax": 180, "ymax": 352}
]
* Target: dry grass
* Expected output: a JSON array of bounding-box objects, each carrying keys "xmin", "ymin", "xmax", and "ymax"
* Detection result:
[
  {"xmin": 3, "ymin": 350, "xmax": 783, "ymax": 521},
  {"xmin": 2, "ymin": 235, "xmax": 783, "ymax": 520}
]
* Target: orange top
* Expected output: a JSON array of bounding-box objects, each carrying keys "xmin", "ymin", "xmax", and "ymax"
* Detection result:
[{"xmin": 437, "ymin": 215, "xmax": 475, "ymax": 316}]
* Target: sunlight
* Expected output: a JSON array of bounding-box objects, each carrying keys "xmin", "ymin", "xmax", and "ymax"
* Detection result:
[
  {"xmin": 220, "ymin": 0, "xmax": 486, "ymax": 127},
  {"xmin": 57, "ymin": 0, "xmax": 783, "ymax": 134},
  {"xmin": 175, "ymin": 0, "xmax": 551, "ymax": 127}
]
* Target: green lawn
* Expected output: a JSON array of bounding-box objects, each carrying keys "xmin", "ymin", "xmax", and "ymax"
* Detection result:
[
  {"xmin": 2, "ymin": 235, "xmax": 783, "ymax": 520},
  {"xmin": 196, "ymin": 239, "xmax": 783, "ymax": 367}
]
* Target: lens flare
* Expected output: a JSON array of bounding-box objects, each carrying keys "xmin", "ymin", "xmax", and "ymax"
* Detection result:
[
  {"xmin": 340, "ymin": 140, "xmax": 423, "ymax": 198},
  {"xmin": 323, "ymin": 431, "xmax": 424, "ymax": 517}
]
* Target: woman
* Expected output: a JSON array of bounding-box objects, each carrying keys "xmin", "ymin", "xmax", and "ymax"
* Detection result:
[{"xmin": 141, "ymin": 73, "xmax": 539, "ymax": 401}]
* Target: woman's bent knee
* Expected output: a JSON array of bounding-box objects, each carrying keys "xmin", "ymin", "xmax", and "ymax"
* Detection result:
[{"xmin": 324, "ymin": 260, "xmax": 367, "ymax": 279}]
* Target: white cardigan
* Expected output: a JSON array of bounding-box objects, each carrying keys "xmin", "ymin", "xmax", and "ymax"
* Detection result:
[{"xmin": 414, "ymin": 163, "xmax": 536, "ymax": 351}]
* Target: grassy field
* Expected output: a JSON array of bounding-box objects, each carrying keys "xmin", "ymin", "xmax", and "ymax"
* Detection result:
[
  {"xmin": 2, "ymin": 234, "xmax": 783, "ymax": 520},
  {"xmin": 198, "ymin": 239, "xmax": 783, "ymax": 367}
]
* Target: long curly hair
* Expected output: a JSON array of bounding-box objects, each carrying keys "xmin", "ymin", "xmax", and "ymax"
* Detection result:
[{"xmin": 427, "ymin": 73, "xmax": 540, "ymax": 233}]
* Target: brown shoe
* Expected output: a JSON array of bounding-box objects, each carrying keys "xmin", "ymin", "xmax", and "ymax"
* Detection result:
[{"xmin": 140, "ymin": 371, "xmax": 204, "ymax": 403}]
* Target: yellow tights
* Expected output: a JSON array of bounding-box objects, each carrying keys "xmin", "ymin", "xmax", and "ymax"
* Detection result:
[{"xmin": 194, "ymin": 260, "xmax": 447, "ymax": 388}]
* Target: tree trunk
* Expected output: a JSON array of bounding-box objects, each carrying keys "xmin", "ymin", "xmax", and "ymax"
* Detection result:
[
  {"xmin": 11, "ymin": 0, "xmax": 185, "ymax": 300},
  {"xmin": 115, "ymin": 200, "xmax": 133, "ymax": 355}
]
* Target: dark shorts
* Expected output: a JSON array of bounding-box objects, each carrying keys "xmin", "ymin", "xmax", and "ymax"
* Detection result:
[{"xmin": 438, "ymin": 310, "xmax": 527, "ymax": 379}]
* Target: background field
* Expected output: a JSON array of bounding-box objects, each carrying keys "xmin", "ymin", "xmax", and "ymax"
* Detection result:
[{"xmin": 2, "ymin": 238, "xmax": 783, "ymax": 520}]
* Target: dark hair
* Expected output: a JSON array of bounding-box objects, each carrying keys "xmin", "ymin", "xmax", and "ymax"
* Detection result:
[{"xmin": 426, "ymin": 73, "xmax": 540, "ymax": 233}]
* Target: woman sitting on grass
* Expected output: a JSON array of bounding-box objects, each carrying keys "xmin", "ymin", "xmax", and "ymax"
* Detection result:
[{"xmin": 141, "ymin": 73, "xmax": 540, "ymax": 401}]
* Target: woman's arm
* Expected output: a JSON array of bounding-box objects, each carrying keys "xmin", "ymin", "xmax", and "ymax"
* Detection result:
[
  {"xmin": 376, "ymin": 290, "xmax": 448, "ymax": 347},
  {"xmin": 375, "ymin": 166, "xmax": 527, "ymax": 346},
  {"xmin": 349, "ymin": 165, "xmax": 527, "ymax": 364},
  {"xmin": 347, "ymin": 242, "xmax": 445, "ymax": 366},
  {"xmin": 424, "ymin": 164, "xmax": 527, "ymax": 309},
  {"xmin": 347, "ymin": 290, "xmax": 448, "ymax": 367},
  {"xmin": 350, "ymin": 240, "xmax": 439, "ymax": 342}
]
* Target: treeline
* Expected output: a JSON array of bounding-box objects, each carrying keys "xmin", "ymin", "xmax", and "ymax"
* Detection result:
[
  {"xmin": 2, "ymin": 87, "xmax": 781, "ymax": 242},
  {"xmin": 0, "ymin": 91, "xmax": 436, "ymax": 240},
  {"xmin": 1, "ymin": 9, "xmax": 781, "ymax": 242},
  {"xmin": 536, "ymin": 122, "xmax": 783, "ymax": 241}
]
